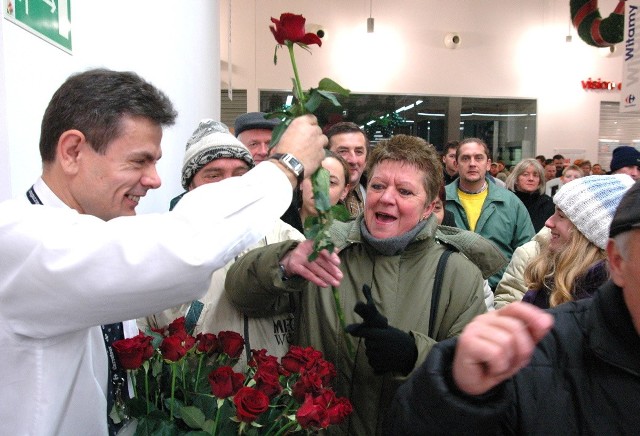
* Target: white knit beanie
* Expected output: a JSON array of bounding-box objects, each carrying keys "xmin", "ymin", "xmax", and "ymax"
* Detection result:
[
  {"xmin": 181, "ymin": 119, "xmax": 255, "ymax": 190},
  {"xmin": 553, "ymin": 174, "xmax": 635, "ymax": 249}
]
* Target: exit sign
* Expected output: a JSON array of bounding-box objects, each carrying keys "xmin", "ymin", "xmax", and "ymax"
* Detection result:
[{"xmin": 3, "ymin": 0, "xmax": 72, "ymax": 53}]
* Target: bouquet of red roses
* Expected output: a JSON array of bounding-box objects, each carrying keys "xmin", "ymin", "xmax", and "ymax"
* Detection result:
[{"xmin": 112, "ymin": 317, "xmax": 352, "ymax": 435}]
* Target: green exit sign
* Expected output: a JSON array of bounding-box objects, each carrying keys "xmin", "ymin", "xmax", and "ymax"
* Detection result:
[{"xmin": 3, "ymin": 0, "xmax": 72, "ymax": 53}]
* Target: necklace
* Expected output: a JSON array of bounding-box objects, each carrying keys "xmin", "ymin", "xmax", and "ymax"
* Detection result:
[{"xmin": 458, "ymin": 181, "xmax": 487, "ymax": 195}]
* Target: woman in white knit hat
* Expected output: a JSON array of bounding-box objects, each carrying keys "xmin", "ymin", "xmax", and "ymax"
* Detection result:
[{"xmin": 522, "ymin": 174, "xmax": 634, "ymax": 308}]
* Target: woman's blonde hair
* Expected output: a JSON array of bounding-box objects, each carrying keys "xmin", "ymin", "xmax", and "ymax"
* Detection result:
[{"xmin": 524, "ymin": 221, "xmax": 607, "ymax": 307}]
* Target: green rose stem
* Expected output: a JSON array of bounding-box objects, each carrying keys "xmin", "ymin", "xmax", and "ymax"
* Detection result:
[
  {"xmin": 273, "ymin": 419, "xmax": 298, "ymax": 436},
  {"xmin": 286, "ymin": 41, "xmax": 306, "ymax": 107},
  {"xmin": 170, "ymin": 362, "xmax": 177, "ymax": 420},
  {"xmin": 194, "ymin": 353, "xmax": 205, "ymax": 394},
  {"xmin": 211, "ymin": 398, "xmax": 224, "ymax": 436},
  {"xmin": 333, "ymin": 285, "xmax": 354, "ymax": 357},
  {"xmin": 142, "ymin": 362, "xmax": 150, "ymax": 415},
  {"xmin": 264, "ymin": 396, "xmax": 296, "ymax": 435}
]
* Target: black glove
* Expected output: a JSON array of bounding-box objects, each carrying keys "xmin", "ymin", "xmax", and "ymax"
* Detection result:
[{"xmin": 345, "ymin": 285, "xmax": 418, "ymax": 376}]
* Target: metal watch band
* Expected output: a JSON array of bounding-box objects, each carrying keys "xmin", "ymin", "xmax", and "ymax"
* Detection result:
[{"xmin": 269, "ymin": 153, "xmax": 304, "ymax": 185}]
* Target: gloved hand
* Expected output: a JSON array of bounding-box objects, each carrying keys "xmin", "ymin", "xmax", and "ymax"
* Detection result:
[{"xmin": 345, "ymin": 285, "xmax": 418, "ymax": 376}]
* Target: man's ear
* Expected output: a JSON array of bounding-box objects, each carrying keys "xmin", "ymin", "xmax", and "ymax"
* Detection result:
[
  {"xmin": 486, "ymin": 158, "xmax": 492, "ymax": 171},
  {"xmin": 56, "ymin": 130, "xmax": 87, "ymax": 175},
  {"xmin": 606, "ymin": 238, "xmax": 625, "ymax": 288}
]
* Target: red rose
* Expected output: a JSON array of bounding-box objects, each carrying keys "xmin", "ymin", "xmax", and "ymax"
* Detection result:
[
  {"xmin": 310, "ymin": 358, "xmax": 336, "ymax": 385},
  {"xmin": 218, "ymin": 331, "xmax": 245, "ymax": 358},
  {"xmin": 196, "ymin": 332, "xmax": 218, "ymax": 355},
  {"xmin": 167, "ymin": 316, "xmax": 188, "ymax": 339},
  {"xmin": 270, "ymin": 13, "xmax": 322, "ymax": 47},
  {"xmin": 296, "ymin": 394, "xmax": 330, "ymax": 429},
  {"xmin": 249, "ymin": 349, "xmax": 278, "ymax": 368},
  {"xmin": 253, "ymin": 361, "xmax": 282, "ymax": 398},
  {"xmin": 208, "ymin": 366, "xmax": 245, "ymax": 398},
  {"xmin": 281, "ymin": 345, "xmax": 322, "ymax": 373},
  {"xmin": 327, "ymin": 396, "xmax": 353, "ymax": 425},
  {"xmin": 233, "ymin": 387, "xmax": 269, "ymax": 423},
  {"xmin": 112, "ymin": 333, "xmax": 154, "ymax": 370},
  {"xmin": 160, "ymin": 334, "xmax": 194, "ymax": 362},
  {"xmin": 292, "ymin": 370, "xmax": 324, "ymax": 402}
]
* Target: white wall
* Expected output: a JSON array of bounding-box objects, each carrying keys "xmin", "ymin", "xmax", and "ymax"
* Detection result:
[
  {"xmin": 0, "ymin": 0, "xmax": 221, "ymax": 213},
  {"xmin": 220, "ymin": 0, "xmax": 625, "ymax": 164}
]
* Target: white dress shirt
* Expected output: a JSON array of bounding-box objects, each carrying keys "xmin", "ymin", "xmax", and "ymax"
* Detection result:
[{"xmin": 0, "ymin": 162, "xmax": 291, "ymax": 435}]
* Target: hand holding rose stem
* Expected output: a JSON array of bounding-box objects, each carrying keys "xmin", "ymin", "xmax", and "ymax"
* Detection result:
[{"xmin": 268, "ymin": 13, "xmax": 353, "ymax": 356}]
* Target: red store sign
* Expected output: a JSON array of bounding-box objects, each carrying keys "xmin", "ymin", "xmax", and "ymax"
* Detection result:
[{"xmin": 581, "ymin": 78, "xmax": 622, "ymax": 91}]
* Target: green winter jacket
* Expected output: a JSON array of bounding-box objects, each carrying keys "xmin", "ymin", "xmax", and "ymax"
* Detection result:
[
  {"xmin": 225, "ymin": 215, "xmax": 507, "ymax": 435},
  {"xmin": 445, "ymin": 178, "xmax": 535, "ymax": 289}
]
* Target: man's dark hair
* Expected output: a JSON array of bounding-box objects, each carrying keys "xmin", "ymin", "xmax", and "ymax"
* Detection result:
[
  {"xmin": 456, "ymin": 137, "xmax": 490, "ymax": 160},
  {"xmin": 325, "ymin": 122, "xmax": 370, "ymax": 150},
  {"xmin": 552, "ymin": 154, "xmax": 564, "ymax": 161},
  {"xmin": 443, "ymin": 140, "xmax": 459, "ymax": 155},
  {"xmin": 39, "ymin": 68, "xmax": 177, "ymax": 162}
]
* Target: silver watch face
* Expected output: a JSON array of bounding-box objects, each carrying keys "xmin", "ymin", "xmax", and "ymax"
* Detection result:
[{"xmin": 282, "ymin": 154, "xmax": 303, "ymax": 176}]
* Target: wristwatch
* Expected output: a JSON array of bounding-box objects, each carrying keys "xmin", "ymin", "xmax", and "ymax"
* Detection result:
[{"xmin": 269, "ymin": 153, "xmax": 304, "ymax": 185}]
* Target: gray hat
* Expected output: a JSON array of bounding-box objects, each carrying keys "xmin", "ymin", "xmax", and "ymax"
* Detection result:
[
  {"xmin": 234, "ymin": 112, "xmax": 279, "ymax": 137},
  {"xmin": 181, "ymin": 119, "xmax": 254, "ymax": 190},
  {"xmin": 554, "ymin": 174, "xmax": 634, "ymax": 249}
]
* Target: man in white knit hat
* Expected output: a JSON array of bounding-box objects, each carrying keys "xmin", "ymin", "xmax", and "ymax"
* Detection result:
[{"xmin": 141, "ymin": 119, "xmax": 305, "ymax": 367}]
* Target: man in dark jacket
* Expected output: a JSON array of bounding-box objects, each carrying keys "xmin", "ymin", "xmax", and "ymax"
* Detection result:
[{"xmin": 387, "ymin": 180, "xmax": 640, "ymax": 435}]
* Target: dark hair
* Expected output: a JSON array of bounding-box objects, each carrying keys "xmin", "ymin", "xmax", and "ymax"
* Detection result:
[
  {"xmin": 39, "ymin": 68, "xmax": 177, "ymax": 162},
  {"xmin": 552, "ymin": 154, "xmax": 564, "ymax": 161},
  {"xmin": 444, "ymin": 140, "xmax": 459, "ymax": 154},
  {"xmin": 366, "ymin": 134, "xmax": 442, "ymax": 202},
  {"xmin": 325, "ymin": 121, "xmax": 369, "ymax": 151},
  {"xmin": 456, "ymin": 137, "xmax": 490, "ymax": 160}
]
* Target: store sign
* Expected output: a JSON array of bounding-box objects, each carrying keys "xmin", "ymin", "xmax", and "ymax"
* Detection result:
[
  {"xmin": 3, "ymin": 0, "xmax": 72, "ymax": 53},
  {"xmin": 622, "ymin": 0, "xmax": 640, "ymax": 112},
  {"xmin": 582, "ymin": 78, "xmax": 622, "ymax": 91}
]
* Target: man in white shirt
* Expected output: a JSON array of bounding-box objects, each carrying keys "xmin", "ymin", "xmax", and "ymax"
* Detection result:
[{"xmin": 0, "ymin": 69, "xmax": 325, "ymax": 435}]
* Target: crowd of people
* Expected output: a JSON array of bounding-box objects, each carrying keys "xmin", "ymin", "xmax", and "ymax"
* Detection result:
[{"xmin": 1, "ymin": 68, "xmax": 640, "ymax": 435}]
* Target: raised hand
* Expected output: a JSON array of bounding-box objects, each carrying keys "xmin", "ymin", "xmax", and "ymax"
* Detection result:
[
  {"xmin": 279, "ymin": 239, "xmax": 342, "ymax": 288},
  {"xmin": 452, "ymin": 302, "xmax": 554, "ymax": 395}
]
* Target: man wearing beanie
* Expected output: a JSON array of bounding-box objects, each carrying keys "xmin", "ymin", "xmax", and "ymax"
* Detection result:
[
  {"xmin": 387, "ymin": 181, "xmax": 640, "ymax": 434},
  {"xmin": 609, "ymin": 145, "xmax": 640, "ymax": 180},
  {"xmin": 141, "ymin": 119, "xmax": 305, "ymax": 366}
]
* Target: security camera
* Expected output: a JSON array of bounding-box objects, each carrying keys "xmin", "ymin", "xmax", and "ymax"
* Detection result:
[
  {"xmin": 444, "ymin": 33, "xmax": 461, "ymax": 49},
  {"xmin": 307, "ymin": 23, "xmax": 326, "ymax": 39}
]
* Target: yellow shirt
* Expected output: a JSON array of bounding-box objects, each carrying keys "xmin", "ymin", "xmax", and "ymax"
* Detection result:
[{"xmin": 458, "ymin": 188, "xmax": 488, "ymax": 231}]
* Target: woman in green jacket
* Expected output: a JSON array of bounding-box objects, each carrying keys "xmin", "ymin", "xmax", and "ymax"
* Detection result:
[{"xmin": 225, "ymin": 134, "xmax": 506, "ymax": 435}]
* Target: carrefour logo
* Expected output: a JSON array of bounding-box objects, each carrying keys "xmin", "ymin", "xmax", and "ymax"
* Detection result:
[{"xmin": 625, "ymin": 94, "xmax": 636, "ymax": 104}]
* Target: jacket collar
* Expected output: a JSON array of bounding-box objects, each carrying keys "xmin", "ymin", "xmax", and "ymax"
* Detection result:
[
  {"xmin": 450, "ymin": 176, "xmax": 507, "ymax": 204},
  {"xmin": 330, "ymin": 214, "xmax": 438, "ymax": 252},
  {"xmin": 588, "ymin": 280, "xmax": 640, "ymax": 376}
]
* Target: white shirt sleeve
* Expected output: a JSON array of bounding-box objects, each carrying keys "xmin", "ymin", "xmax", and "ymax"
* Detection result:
[{"xmin": 0, "ymin": 162, "xmax": 292, "ymax": 337}]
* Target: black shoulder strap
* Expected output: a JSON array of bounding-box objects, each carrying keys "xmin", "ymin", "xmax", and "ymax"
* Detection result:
[{"xmin": 429, "ymin": 250, "xmax": 453, "ymax": 339}]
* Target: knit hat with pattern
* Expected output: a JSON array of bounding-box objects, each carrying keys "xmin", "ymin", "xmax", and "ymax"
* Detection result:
[
  {"xmin": 554, "ymin": 174, "xmax": 635, "ymax": 249},
  {"xmin": 181, "ymin": 119, "xmax": 254, "ymax": 190}
]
